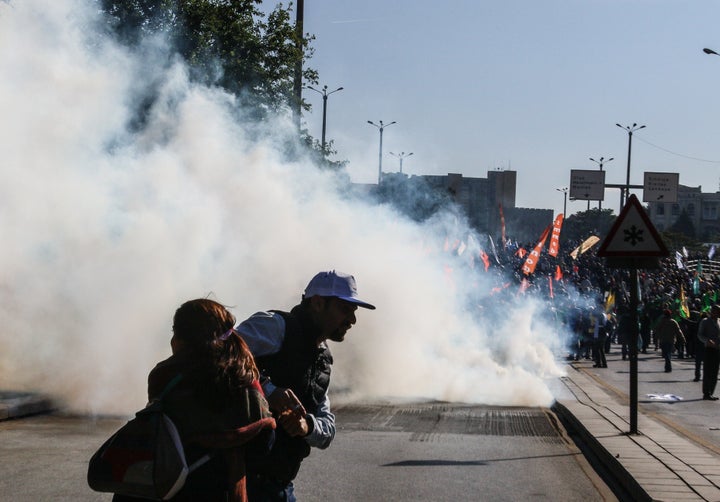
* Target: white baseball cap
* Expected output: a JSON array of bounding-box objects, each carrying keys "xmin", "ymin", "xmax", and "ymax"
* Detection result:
[{"xmin": 303, "ymin": 270, "xmax": 376, "ymax": 310}]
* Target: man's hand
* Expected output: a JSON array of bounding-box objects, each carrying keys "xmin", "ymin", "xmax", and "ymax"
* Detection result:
[
  {"xmin": 267, "ymin": 387, "xmax": 305, "ymax": 415},
  {"xmin": 277, "ymin": 408, "xmax": 310, "ymax": 437},
  {"xmin": 267, "ymin": 387, "xmax": 309, "ymax": 437}
]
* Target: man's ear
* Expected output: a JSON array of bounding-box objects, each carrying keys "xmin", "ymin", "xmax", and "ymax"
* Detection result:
[
  {"xmin": 308, "ymin": 295, "xmax": 326, "ymax": 313},
  {"xmin": 170, "ymin": 335, "xmax": 185, "ymax": 355}
]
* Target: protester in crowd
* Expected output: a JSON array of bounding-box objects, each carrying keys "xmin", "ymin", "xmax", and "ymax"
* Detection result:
[
  {"xmin": 697, "ymin": 304, "xmax": 720, "ymax": 400},
  {"xmin": 640, "ymin": 308, "xmax": 652, "ymax": 354},
  {"xmin": 237, "ymin": 270, "xmax": 375, "ymax": 502},
  {"xmin": 591, "ymin": 306, "xmax": 608, "ymax": 368},
  {"xmin": 654, "ymin": 308, "xmax": 686, "ymax": 373},
  {"xmin": 694, "ymin": 311, "xmax": 708, "ymax": 382},
  {"xmin": 114, "ymin": 298, "xmax": 276, "ymax": 502}
]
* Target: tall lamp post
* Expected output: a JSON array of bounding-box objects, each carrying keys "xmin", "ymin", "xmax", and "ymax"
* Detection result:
[
  {"xmin": 556, "ymin": 187, "xmax": 568, "ymax": 216},
  {"xmin": 589, "ymin": 156, "xmax": 614, "ymax": 210},
  {"xmin": 616, "ymin": 123, "xmax": 645, "ymax": 210},
  {"xmin": 306, "ymin": 85, "xmax": 343, "ymax": 151},
  {"xmin": 389, "ymin": 151, "xmax": 413, "ymax": 173},
  {"xmin": 703, "ymin": 47, "xmax": 720, "ymax": 56},
  {"xmin": 367, "ymin": 120, "xmax": 396, "ymax": 183}
]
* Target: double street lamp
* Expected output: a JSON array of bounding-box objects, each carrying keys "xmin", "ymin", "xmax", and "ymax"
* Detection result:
[
  {"xmin": 616, "ymin": 123, "xmax": 645, "ymax": 209},
  {"xmin": 389, "ymin": 151, "xmax": 413, "ymax": 173},
  {"xmin": 589, "ymin": 156, "xmax": 614, "ymax": 210},
  {"xmin": 556, "ymin": 187, "xmax": 568, "ymax": 216},
  {"xmin": 306, "ymin": 84, "xmax": 343, "ymax": 151},
  {"xmin": 367, "ymin": 120, "xmax": 396, "ymax": 183}
]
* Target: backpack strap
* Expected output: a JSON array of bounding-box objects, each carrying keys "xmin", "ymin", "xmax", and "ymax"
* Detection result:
[{"xmin": 157, "ymin": 373, "xmax": 183, "ymax": 401}]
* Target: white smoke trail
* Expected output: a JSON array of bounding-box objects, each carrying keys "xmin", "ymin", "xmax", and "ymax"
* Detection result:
[{"xmin": 0, "ymin": 0, "xmax": 567, "ymax": 415}]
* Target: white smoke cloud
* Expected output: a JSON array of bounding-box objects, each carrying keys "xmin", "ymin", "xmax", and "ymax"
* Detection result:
[{"xmin": 0, "ymin": 0, "xmax": 567, "ymax": 415}]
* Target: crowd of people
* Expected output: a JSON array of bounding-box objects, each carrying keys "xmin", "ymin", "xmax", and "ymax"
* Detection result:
[{"xmin": 507, "ymin": 235, "xmax": 720, "ymax": 401}]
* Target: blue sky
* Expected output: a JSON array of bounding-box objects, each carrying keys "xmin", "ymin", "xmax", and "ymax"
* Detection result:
[{"xmin": 275, "ymin": 0, "xmax": 720, "ymax": 216}]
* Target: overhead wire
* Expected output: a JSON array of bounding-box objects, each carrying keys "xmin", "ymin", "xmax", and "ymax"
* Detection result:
[{"xmin": 635, "ymin": 136, "xmax": 720, "ymax": 164}]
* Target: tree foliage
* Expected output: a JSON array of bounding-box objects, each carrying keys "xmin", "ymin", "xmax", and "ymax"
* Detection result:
[
  {"xmin": 99, "ymin": 0, "xmax": 318, "ymax": 121},
  {"xmin": 668, "ymin": 208, "xmax": 697, "ymax": 239},
  {"xmin": 562, "ymin": 208, "xmax": 615, "ymax": 243}
]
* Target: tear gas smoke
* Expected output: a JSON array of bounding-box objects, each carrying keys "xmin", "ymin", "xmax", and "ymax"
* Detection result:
[{"xmin": 0, "ymin": 0, "xmax": 569, "ymax": 415}]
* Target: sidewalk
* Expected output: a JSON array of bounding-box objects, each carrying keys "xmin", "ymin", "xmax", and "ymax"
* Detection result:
[{"xmin": 553, "ymin": 348, "xmax": 720, "ymax": 502}]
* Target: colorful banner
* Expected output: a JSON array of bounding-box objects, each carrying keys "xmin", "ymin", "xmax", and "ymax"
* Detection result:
[
  {"xmin": 678, "ymin": 284, "xmax": 690, "ymax": 319},
  {"xmin": 570, "ymin": 235, "xmax": 600, "ymax": 260},
  {"xmin": 604, "ymin": 291, "xmax": 615, "ymax": 313},
  {"xmin": 548, "ymin": 213, "xmax": 564, "ymax": 257},
  {"xmin": 522, "ymin": 224, "xmax": 552, "ymax": 276}
]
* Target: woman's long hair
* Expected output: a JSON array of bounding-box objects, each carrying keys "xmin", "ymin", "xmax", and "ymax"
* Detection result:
[{"xmin": 172, "ymin": 299, "xmax": 259, "ymax": 405}]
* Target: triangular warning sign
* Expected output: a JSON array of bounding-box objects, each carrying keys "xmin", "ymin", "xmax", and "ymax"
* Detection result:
[{"xmin": 597, "ymin": 194, "xmax": 669, "ymax": 257}]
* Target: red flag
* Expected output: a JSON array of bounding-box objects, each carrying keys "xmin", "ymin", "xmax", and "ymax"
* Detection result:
[
  {"xmin": 498, "ymin": 203, "xmax": 506, "ymax": 248},
  {"xmin": 555, "ymin": 265, "xmax": 563, "ymax": 281},
  {"xmin": 522, "ymin": 224, "xmax": 552, "ymax": 276},
  {"xmin": 480, "ymin": 251, "xmax": 490, "ymax": 271},
  {"xmin": 515, "ymin": 247, "xmax": 527, "ymax": 258},
  {"xmin": 548, "ymin": 214, "xmax": 563, "ymax": 257}
]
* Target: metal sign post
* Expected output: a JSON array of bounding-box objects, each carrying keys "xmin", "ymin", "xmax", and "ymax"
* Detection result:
[{"xmin": 596, "ymin": 194, "xmax": 669, "ymax": 434}]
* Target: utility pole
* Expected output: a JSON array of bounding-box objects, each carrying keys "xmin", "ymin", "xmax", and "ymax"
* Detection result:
[
  {"xmin": 307, "ymin": 85, "xmax": 344, "ymax": 151},
  {"xmin": 616, "ymin": 123, "xmax": 645, "ymax": 210},
  {"xmin": 293, "ymin": 0, "xmax": 304, "ymax": 131},
  {"xmin": 367, "ymin": 120, "xmax": 396, "ymax": 184},
  {"xmin": 589, "ymin": 156, "xmax": 614, "ymax": 210},
  {"xmin": 389, "ymin": 151, "xmax": 413, "ymax": 173}
]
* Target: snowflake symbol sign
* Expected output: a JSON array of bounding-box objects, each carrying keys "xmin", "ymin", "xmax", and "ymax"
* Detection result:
[{"xmin": 623, "ymin": 225, "xmax": 645, "ymax": 246}]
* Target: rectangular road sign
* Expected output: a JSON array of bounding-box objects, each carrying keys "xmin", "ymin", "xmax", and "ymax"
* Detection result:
[
  {"xmin": 570, "ymin": 169, "xmax": 605, "ymax": 201},
  {"xmin": 643, "ymin": 172, "xmax": 679, "ymax": 203}
]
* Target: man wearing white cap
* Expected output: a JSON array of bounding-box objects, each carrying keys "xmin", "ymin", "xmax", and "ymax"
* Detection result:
[{"xmin": 237, "ymin": 270, "xmax": 375, "ymax": 501}]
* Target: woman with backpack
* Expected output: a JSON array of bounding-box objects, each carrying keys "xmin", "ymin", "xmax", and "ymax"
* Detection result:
[{"xmin": 113, "ymin": 298, "xmax": 276, "ymax": 502}]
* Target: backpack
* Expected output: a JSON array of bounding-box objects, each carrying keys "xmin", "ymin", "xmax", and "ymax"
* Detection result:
[{"xmin": 87, "ymin": 374, "xmax": 211, "ymax": 500}]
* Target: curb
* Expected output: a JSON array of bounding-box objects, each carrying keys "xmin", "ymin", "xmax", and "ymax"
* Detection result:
[
  {"xmin": 552, "ymin": 400, "xmax": 652, "ymax": 502},
  {"xmin": 0, "ymin": 391, "xmax": 55, "ymax": 421}
]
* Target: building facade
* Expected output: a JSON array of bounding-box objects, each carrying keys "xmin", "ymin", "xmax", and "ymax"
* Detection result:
[
  {"xmin": 373, "ymin": 170, "xmax": 552, "ymax": 243},
  {"xmin": 647, "ymin": 184, "xmax": 720, "ymax": 242}
]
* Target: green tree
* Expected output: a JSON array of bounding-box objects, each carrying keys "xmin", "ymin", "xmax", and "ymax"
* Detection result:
[
  {"xmin": 100, "ymin": 0, "xmax": 318, "ymax": 122},
  {"xmin": 668, "ymin": 208, "xmax": 697, "ymax": 239},
  {"xmin": 562, "ymin": 208, "xmax": 615, "ymax": 243}
]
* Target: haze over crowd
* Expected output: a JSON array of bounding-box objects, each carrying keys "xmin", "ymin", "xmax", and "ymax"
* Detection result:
[{"xmin": 0, "ymin": 0, "xmax": 571, "ymax": 415}]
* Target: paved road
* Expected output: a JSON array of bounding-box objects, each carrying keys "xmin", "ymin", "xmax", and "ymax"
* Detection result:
[{"xmin": 0, "ymin": 404, "xmax": 615, "ymax": 501}]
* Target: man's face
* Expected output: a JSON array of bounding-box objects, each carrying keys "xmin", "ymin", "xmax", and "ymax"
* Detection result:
[{"xmin": 313, "ymin": 296, "xmax": 358, "ymax": 343}]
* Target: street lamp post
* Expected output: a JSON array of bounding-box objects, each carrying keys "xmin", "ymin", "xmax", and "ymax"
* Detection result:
[
  {"xmin": 389, "ymin": 151, "xmax": 413, "ymax": 173},
  {"xmin": 556, "ymin": 187, "xmax": 568, "ymax": 216},
  {"xmin": 306, "ymin": 85, "xmax": 343, "ymax": 151},
  {"xmin": 367, "ymin": 120, "xmax": 396, "ymax": 184},
  {"xmin": 616, "ymin": 123, "xmax": 645, "ymax": 210},
  {"xmin": 703, "ymin": 47, "xmax": 719, "ymax": 56},
  {"xmin": 589, "ymin": 156, "xmax": 614, "ymax": 210}
]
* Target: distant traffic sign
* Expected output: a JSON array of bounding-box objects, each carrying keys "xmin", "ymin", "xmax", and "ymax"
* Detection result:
[
  {"xmin": 597, "ymin": 194, "xmax": 669, "ymax": 258},
  {"xmin": 643, "ymin": 172, "xmax": 679, "ymax": 203},
  {"xmin": 570, "ymin": 169, "xmax": 605, "ymax": 201}
]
